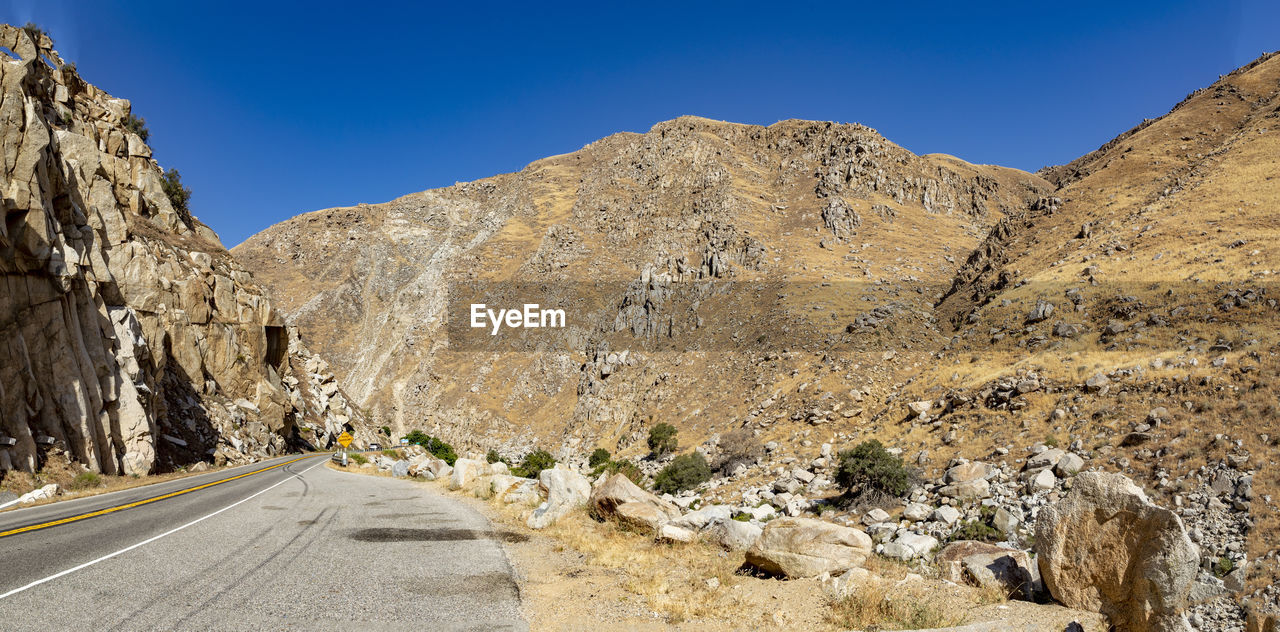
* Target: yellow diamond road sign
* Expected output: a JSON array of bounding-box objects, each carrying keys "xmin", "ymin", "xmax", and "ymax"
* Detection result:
[{"xmin": 337, "ymin": 431, "xmax": 353, "ymax": 448}]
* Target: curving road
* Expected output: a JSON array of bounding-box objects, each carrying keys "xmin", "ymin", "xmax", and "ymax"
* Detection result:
[{"xmin": 0, "ymin": 454, "xmax": 526, "ymax": 630}]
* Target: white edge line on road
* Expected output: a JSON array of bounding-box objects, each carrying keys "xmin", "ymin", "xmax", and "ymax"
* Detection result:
[
  {"xmin": 0, "ymin": 456, "xmax": 328, "ymax": 601},
  {"xmin": 0, "ymin": 498, "xmax": 20, "ymax": 511}
]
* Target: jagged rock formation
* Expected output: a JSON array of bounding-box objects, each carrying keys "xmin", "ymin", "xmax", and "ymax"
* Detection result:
[
  {"xmin": 0, "ymin": 25, "xmax": 372, "ymax": 476},
  {"xmin": 235, "ymin": 115, "xmax": 1048, "ymax": 457}
]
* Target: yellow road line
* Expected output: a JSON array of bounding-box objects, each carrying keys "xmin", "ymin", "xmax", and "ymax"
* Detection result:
[{"xmin": 0, "ymin": 455, "xmax": 316, "ymax": 539}]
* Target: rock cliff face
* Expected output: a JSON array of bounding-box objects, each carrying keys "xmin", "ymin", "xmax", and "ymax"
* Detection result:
[{"xmin": 0, "ymin": 24, "xmax": 371, "ymax": 476}]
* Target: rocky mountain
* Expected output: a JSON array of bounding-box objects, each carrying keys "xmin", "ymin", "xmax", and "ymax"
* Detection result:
[
  {"xmin": 238, "ymin": 51, "xmax": 1280, "ymax": 615},
  {"xmin": 234, "ymin": 114, "xmax": 1049, "ymax": 457},
  {"xmin": 0, "ymin": 24, "xmax": 375, "ymax": 479}
]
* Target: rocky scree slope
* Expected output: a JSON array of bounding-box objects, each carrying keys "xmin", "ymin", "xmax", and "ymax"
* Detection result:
[
  {"xmin": 905, "ymin": 52, "xmax": 1280, "ymax": 610},
  {"xmin": 235, "ymin": 115, "xmax": 1049, "ymax": 458},
  {"xmin": 0, "ymin": 25, "xmax": 373, "ymax": 479}
]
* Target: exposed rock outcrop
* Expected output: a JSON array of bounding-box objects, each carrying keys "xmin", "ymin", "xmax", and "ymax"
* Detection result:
[{"xmin": 0, "ymin": 25, "xmax": 372, "ymax": 477}]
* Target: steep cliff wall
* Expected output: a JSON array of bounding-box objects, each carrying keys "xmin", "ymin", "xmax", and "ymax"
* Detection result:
[{"xmin": 0, "ymin": 24, "xmax": 372, "ymax": 476}]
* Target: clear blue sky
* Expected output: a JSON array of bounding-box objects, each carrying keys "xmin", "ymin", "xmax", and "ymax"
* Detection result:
[{"xmin": 4, "ymin": 1, "xmax": 1276, "ymax": 246}]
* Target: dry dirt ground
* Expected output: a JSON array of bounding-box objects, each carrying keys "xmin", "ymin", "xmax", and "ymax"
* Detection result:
[{"xmin": 333, "ymin": 462, "xmax": 1106, "ymax": 631}]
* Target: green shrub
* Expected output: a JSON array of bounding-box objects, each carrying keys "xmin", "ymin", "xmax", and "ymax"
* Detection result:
[
  {"xmin": 379, "ymin": 426, "xmax": 391, "ymax": 436},
  {"xmin": 486, "ymin": 449, "xmax": 502, "ymax": 464},
  {"xmin": 1214, "ymin": 556, "xmax": 1236, "ymax": 578},
  {"xmin": 123, "ymin": 113, "xmax": 150, "ymax": 142},
  {"xmin": 381, "ymin": 449, "xmax": 403, "ymax": 459},
  {"xmin": 592, "ymin": 459, "xmax": 644, "ymax": 486},
  {"xmin": 513, "ymin": 449, "xmax": 556, "ymax": 478},
  {"xmin": 70, "ymin": 471, "xmax": 101, "ymax": 490},
  {"xmin": 648, "ymin": 422, "xmax": 678, "ymax": 457},
  {"xmin": 161, "ymin": 168, "xmax": 190, "ymax": 214},
  {"xmin": 401, "ymin": 430, "xmax": 457, "ymax": 465},
  {"xmin": 588, "ymin": 447, "xmax": 611, "ymax": 469},
  {"xmin": 949, "ymin": 519, "xmax": 1001, "ymax": 543},
  {"xmin": 835, "ymin": 439, "xmax": 912, "ymax": 498},
  {"xmin": 653, "ymin": 453, "xmax": 711, "ymax": 495},
  {"xmin": 348, "ymin": 453, "xmax": 369, "ymax": 465},
  {"xmin": 1044, "ymin": 434, "xmax": 1059, "ymax": 448}
]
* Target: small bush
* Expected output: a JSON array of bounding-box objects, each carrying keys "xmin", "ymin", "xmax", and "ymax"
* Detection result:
[
  {"xmin": 653, "ymin": 453, "xmax": 711, "ymax": 495},
  {"xmin": 593, "ymin": 459, "xmax": 644, "ymax": 486},
  {"xmin": 381, "ymin": 449, "xmax": 402, "ymax": 459},
  {"xmin": 123, "ymin": 113, "xmax": 150, "ymax": 142},
  {"xmin": 379, "ymin": 426, "xmax": 391, "ymax": 436},
  {"xmin": 22, "ymin": 22, "xmax": 53, "ymax": 46},
  {"xmin": 835, "ymin": 439, "xmax": 912, "ymax": 499},
  {"xmin": 588, "ymin": 447, "xmax": 611, "ymax": 469},
  {"xmin": 70, "ymin": 471, "xmax": 101, "ymax": 490},
  {"xmin": 513, "ymin": 449, "xmax": 556, "ymax": 478},
  {"xmin": 949, "ymin": 519, "xmax": 1001, "ymax": 543},
  {"xmin": 1214, "ymin": 556, "xmax": 1236, "ymax": 578},
  {"xmin": 161, "ymin": 168, "xmax": 191, "ymax": 215},
  {"xmin": 715, "ymin": 428, "xmax": 760, "ymax": 475},
  {"xmin": 348, "ymin": 453, "xmax": 369, "ymax": 465},
  {"xmin": 648, "ymin": 422, "xmax": 678, "ymax": 457},
  {"xmin": 401, "ymin": 430, "xmax": 457, "ymax": 465},
  {"xmin": 1044, "ymin": 434, "xmax": 1060, "ymax": 448},
  {"xmin": 486, "ymin": 449, "xmax": 502, "ymax": 464}
]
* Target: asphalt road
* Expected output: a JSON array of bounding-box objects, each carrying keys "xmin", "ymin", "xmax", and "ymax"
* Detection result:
[{"xmin": 0, "ymin": 454, "xmax": 526, "ymax": 630}]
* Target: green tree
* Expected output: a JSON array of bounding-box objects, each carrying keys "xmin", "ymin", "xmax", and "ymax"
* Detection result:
[
  {"xmin": 123, "ymin": 113, "xmax": 150, "ymax": 142},
  {"xmin": 835, "ymin": 439, "xmax": 912, "ymax": 498},
  {"xmin": 513, "ymin": 449, "xmax": 556, "ymax": 478},
  {"xmin": 161, "ymin": 168, "xmax": 191, "ymax": 214},
  {"xmin": 588, "ymin": 448, "xmax": 611, "ymax": 469},
  {"xmin": 401, "ymin": 430, "xmax": 457, "ymax": 465},
  {"xmin": 653, "ymin": 453, "xmax": 711, "ymax": 495},
  {"xmin": 647, "ymin": 422, "xmax": 678, "ymax": 457}
]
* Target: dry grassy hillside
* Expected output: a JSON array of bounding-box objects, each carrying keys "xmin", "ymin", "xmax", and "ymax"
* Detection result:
[{"xmin": 907, "ymin": 51, "xmax": 1280, "ymax": 592}]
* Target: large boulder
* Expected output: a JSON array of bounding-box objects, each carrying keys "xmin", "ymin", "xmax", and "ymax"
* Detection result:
[
  {"xmin": 448, "ymin": 458, "xmax": 486, "ymax": 490},
  {"xmin": 390, "ymin": 460, "xmax": 409, "ymax": 478},
  {"xmin": 962, "ymin": 549, "xmax": 1039, "ymax": 601},
  {"xmin": 409, "ymin": 456, "xmax": 450, "ymax": 480},
  {"xmin": 588, "ymin": 473, "xmax": 680, "ymax": 531},
  {"xmin": 1035, "ymin": 472, "xmax": 1198, "ymax": 632},
  {"xmin": 527, "ymin": 468, "xmax": 591, "ymax": 529},
  {"xmin": 672, "ymin": 504, "xmax": 733, "ymax": 531},
  {"xmin": 745, "ymin": 517, "xmax": 872, "ymax": 578},
  {"xmin": 882, "ymin": 532, "xmax": 939, "ymax": 561},
  {"xmin": 939, "ymin": 477, "xmax": 990, "ymax": 500},
  {"xmin": 502, "ymin": 479, "xmax": 542, "ymax": 506},
  {"xmin": 705, "ymin": 518, "xmax": 762, "ymax": 551},
  {"xmin": 944, "ymin": 461, "xmax": 988, "ymax": 484},
  {"xmin": 489, "ymin": 474, "xmax": 520, "ymax": 499}
]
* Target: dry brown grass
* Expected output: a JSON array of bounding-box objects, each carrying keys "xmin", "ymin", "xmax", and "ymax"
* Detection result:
[{"xmin": 826, "ymin": 578, "xmax": 965, "ymax": 631}]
